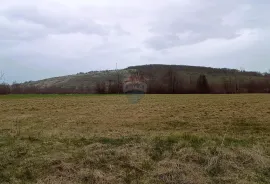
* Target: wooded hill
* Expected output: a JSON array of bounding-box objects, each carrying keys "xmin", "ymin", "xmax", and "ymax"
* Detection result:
[{"xmin": 1, "ymin": 64, "xmax": 270, "ymax": 94}]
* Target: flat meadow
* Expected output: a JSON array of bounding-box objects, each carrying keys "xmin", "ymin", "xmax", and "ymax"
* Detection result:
[{"xmin": 0, "ymin": 94, "xmax": 269, "ymax": 184}]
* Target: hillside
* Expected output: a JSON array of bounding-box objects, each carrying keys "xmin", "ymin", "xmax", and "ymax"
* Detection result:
[
  {"xmin": 24, "ymin": 65, "xmax": 265, "ymax": 86},
  {"xmin": 23, "ymin": 69, "xmax": 132, "ymax": 89},
  {"xmin": 18, "ymin": 64, "xmax": 269, "ymax": 94}
]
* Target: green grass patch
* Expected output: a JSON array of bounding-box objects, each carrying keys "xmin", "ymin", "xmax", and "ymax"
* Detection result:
[
  {"xmin": 231, "ymin": 118, "xmax": 267, "ymax": 133},
  {"xmin": 165, "ymin": 120, "xmax": 190, "ymax": 129},
  {"xmin": 223, "ymin": 137, "xmax": 253, "ymax": 147},
  {"xmin": 0, "ymin": 94, "xmax": 122, "ymax": 99},
  {"xmin": 149, "ymin": 134, "xmax": 206, "ymax": 161},
  {"xmin": 256, "ymin": 167, "xmax": 270, "ymax": 184},
  {"xmin": 61, "ymin": 136, "xmax": 141, "ymax": 147},
  {"xmin": 149, "ymin": 136, "xmax": 178, "ymax": 161},
  {"xmin": 181, "ymin": 133, "xmax": 206, "ymax": 149}
]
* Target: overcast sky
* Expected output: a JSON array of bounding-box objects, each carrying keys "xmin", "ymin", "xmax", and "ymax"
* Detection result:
[{"xmin": 0, "ymin": 0, "xmax": 270, "ymax": 83}]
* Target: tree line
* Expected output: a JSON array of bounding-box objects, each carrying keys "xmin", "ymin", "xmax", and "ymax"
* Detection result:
[{"xmin": 1, "ymin": 66, "xmax": 270, "ymax": 95}]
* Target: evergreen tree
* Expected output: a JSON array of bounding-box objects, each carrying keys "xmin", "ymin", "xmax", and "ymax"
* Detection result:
[{"xmin": 196, "ymin": 74, "xmax": 210, "ymax": 93}]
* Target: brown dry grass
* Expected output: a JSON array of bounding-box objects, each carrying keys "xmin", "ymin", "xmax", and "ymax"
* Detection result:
[{"xmin": 0, "ymin": 94, "xmax": 270, "ymax": 184}]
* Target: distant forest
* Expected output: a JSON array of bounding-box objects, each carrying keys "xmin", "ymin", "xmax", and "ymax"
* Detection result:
[{"xmin": 1, "ymin": 64, "xmax": 270, "ymax": 94}]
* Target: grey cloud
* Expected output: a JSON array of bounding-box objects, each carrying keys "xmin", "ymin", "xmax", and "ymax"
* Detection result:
[
  {"xmin": 1, "ymin": 5, "xmax": 110, "ymax": 36},
  {"xmin": 112, "ymin": 24, "xmax": 130, "ymax": 36},
  {"xmin": 145, "ymin": 0, "xmax": 270, "ymax": 50},
  {"xmin": 0, "ymin": 15, "xmax": 47, "ymax": 42},
  {"xmin": 145, "ymin": 34, "xmax": 183, "ymax": 50}
]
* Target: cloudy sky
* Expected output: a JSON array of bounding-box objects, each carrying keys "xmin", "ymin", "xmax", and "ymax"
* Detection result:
[{"xmin": 0, "ymin": 0, "xmax": 269, "ymax": 83}]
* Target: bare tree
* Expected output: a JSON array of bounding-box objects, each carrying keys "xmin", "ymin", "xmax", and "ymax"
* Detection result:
[
  {"xmin": 265, "ymin": 69, "xmax": 270, "ymax": 93},
  {"xmin": 0, "ymin": 71, "xmax": 4, "ymax": 81},
  {"xmin": 0, "ymin": 71, "xmax": 11, "ymax": 95},
  {"xmin": 11, "ymin": 82, "xmax": 22, "ymax": 94},
  {"xmin": 95, "ymin": 81, "xmax": 106, "ymax": 94},
  {"xmin": 223, "ymin": 77, "xmax": 229, "ymax": 94},
  {"xmin": 232, "ymin": 70, "xmax": 239, "ymax": 94}
]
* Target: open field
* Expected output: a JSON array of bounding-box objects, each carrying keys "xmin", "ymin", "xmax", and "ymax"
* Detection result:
[{"xmin": 0, "ymin": 94, "xmax": 270, "ymax": 184}]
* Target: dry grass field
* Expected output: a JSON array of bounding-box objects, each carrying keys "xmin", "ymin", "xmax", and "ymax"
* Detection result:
[{"xmin": 0, "ymin": 94, "xmax": 270, "ymax": 184}]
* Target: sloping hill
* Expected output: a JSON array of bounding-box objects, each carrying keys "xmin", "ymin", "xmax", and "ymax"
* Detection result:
[
  {"xmin": 23, "ymin": 69, "xmax": 134, "ymax": 88},
  {"xmin": 21, "ymin": 64, "xmax": 270, "ymax": 94},
  {"xmin": 24, "ymin": 65, "xmax": 264, "ymax": 86}
]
